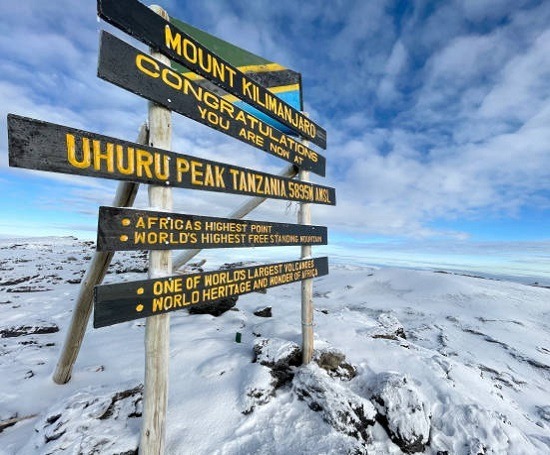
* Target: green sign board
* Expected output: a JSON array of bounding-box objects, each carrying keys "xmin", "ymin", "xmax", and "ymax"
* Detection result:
[{"xmin": 168, "ymin": 16, "xmax": 303, "ymax": 136}]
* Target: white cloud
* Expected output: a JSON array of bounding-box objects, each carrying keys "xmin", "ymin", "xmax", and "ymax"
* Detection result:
[
  {"xmin": 377, "ymin": 40, "xmax": 408, "ymax": 105},
  {"xmin": 478, "ymin": 29, "xmax": 550, "ymax": 122}
]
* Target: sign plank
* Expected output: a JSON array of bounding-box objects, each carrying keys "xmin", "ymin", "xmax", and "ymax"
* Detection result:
[
  {"xmin": 7, "ymin": 114, "xmax": 336, "ymax": 205},
  {"xmin": 97, "ymin": 31, "xmax": 326, "ymax": 177},
  {"xmin": 97, "ymin": 206, "xmax": 328, "ymax": 251},
  {"xmin": 97, "ymin": 0, "xmax": 327, "ymax": 149},
  {"xmin": 94, "ymin": 257, "xmax": 329, "ymax": 327}
]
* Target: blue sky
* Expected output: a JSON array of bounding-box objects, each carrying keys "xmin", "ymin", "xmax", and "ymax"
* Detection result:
[{"xmin": 0, "ymin": 0, "xmax": 549, "ymax": 282}]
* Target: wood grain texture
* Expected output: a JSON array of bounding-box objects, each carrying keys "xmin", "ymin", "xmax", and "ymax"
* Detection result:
[{"xmin": 140, "ymin": 6, "xmax": 171, "ymax": 453}]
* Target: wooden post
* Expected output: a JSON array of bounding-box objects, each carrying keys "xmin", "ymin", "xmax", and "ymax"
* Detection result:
[
  {"xmin": 139, "ymin": 5, "xmax": 171, "ymax": 454},
  {"xmin": 53, "ymin": 124, "xmax": 147, "ymax": 385},
  {"xmin": 298, "ymin": 125, "xmax": 314, "ymax": 364},
  {"xmin": 172, "ymin": 163, "xmax": 298, "ymax": 271},
  {"xmin": 299, "ymin": 167, "xmax": 314, "ymax": 364}
]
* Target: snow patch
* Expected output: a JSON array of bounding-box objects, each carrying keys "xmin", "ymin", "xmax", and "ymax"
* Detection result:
[{"xmin": 21, "ymin": 383, "xmax": 142, "ymax": 455}]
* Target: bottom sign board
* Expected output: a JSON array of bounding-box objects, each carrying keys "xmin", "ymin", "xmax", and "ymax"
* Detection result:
[
  {"xmin": 94, "ymin": 257, "xmax": 328, "ymax": 328},
  {"xmin": 97, "ymin": 206, "xmax": 328, "ymax": 251}
]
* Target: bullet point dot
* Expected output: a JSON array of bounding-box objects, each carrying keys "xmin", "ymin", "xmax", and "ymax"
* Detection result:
[
  {"xmin": 120, "ymin": 235, "xmax": 129, "ymax": 242},
  {"xmin": 136, "ymin": 304, "xmax": 144, "ymax": 312},
  {"xmin": 137, "ymin": 287, "xmax": 144, "ymax": 295},
  {"xmin": 121, "ymin": 218, "xmax": 131, "ymax": 226}
]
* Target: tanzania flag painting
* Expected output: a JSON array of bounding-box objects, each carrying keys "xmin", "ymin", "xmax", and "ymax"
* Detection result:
[{"xmin": 169, "ymin": 16, "xmax": 303, "ymax": 136}]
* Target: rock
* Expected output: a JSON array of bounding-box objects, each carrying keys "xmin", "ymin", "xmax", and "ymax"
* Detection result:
[
  {"xmin": 188, "ymin": 295, "xmax": 238, "ymax": 316},
  {"xmin": 253, "ymin": 306, "xmax": 272, "ymax": 318},
  {"xmin": 317, "ymin": 350, "xmax": 345, "ymax": 370},
  {"xmin": 241, "ymin": 366, "xmax": 277, "ymax": 415},
  {"xmin": 22, "ymin": 383, "xmax": 142, "ymax": 454},
  {"xmin": 242, "ymin": 338, "xmax": 301, "ymax": 414},
  {"xmin": 371, "ymin": 313, "xmax": 407, "ymax": 340},
  {"xmin": 1, "ymin": 323, "xmax": 59, "ymax": 338},
  {"xmin": 536, "ymin": 405, "xmax": 550, "ymax": 422},
  {"xmin": 0, "ymin": 414, "xmax": 38, "ymax": 434},
  {"xmin": 369, "ymin": 372, "xmax": 430, "ymax": 453},
  {"xmin": 243, "ymin": 338, "xmax": 302, "ymax": 414},
  {"xmin": 293, "ymin": 364, "xmax": 376, "ymax": 444},
  {"xmin": 253, "ymin": 338, "xmax": 301, "ymax": 388},
  {"xmin": 0, "ymin": 274, "xmax": 39, "ymax": 286},
  {"xmin": 219, "ymin": 261, "xmax": 247, "ymax": 269},
  {"xmin": 313, "ymin": 348, "xmax": 357, "ymax": 381},
  {"xmin": 6, "ymin": 286, "xmax": 52, "ymax": 293}
]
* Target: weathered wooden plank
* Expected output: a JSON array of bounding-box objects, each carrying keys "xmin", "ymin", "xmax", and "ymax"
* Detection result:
[
  {"xmin": 7, "ymin": 114, "xmax": 336, "ymax": 205},
  {"xmin": 94, "ymin": 257, "xmax": 329, "ymax": 328},
  {"xmin": 97, "ymin": 31, "xmax": 326, "ymax": 176},
  {"xmin": 97, "ymin": 206, "xmax": 328, "ymax": 251},
  {"xmin": 97, "ymin": 0, "xmax": 327, "ymax": 149}
]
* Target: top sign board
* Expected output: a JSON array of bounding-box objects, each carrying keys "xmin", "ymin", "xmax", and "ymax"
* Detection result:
[
  {"xmin": 168, "ymin": 16, "xmax": 303, "ymax": 136},
  {"xmin": 97, "ymin": 0, "xmax": 327, "ymax": 149}
]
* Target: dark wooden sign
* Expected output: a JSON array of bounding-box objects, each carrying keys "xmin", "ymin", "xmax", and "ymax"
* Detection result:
[
  {"xmin": 97, "ymin": 31, "xmax": 326, "ymax": 177},
  {"xmin": 94, "ymin": 256, "xmax": 329, "ymax": 327},
  {"xmin": 7, "ymin": 114, "xmax": 336, "ymax": 205},
  {"xmin": 98, "ymin": 206, "xmax": 328, "ymax": 251},
  {"xmin": 97, "ymin": 0, "xmax": 327, "ymax": 149}
]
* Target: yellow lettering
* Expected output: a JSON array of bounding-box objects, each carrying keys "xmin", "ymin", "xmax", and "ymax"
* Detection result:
[
  {"xmin": 93, "ymin": 140, "xmax": 114, "ymax": 173},
  {"xmin": 154, "ymin": 154, "xmax": 170, "ymax": 180},
  {"xmin": 182, "ymin": 38, "xmax": 197, "ymax": 64},
  {"xmin": 191, "ymin": 160, "xmax": 203, "ymax": 185},
  {"xmin": 66, "ymin": 134, "xmax": 91, "ymax": 169},
  {"xmin": 135, "ymin": 149, "xmax": 153, "ymax": 178},
  {"xmin": 162, "ymin": 68, "xmax": 183, "ymax": 90},
  {"xmin": 136, "ymin": 54, "xmax": 160, "ymax": 78},
  {"xmin": 164, "ymin": 25, "xmax": 181, "ymax": 54},
  {"xmin": 116, "ymin": 145, "xmax": 134, "ymax": 175},
  {"xmin": 176, "ymin": 157, "xmax": 190, "ymax": 182}
]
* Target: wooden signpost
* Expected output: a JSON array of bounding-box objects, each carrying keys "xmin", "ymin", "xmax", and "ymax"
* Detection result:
[
  {"xmin": 7, "ymin": 115, "xmax": 335, "ymax": 205},
  {"xmin": 97, "ymin": 0, "xmax": 327, "ymax": 149},
  {"xmin": 6, "ymin": 2, "xmax": 335, "ymax": 453},
  {"xmin": 98, "ymin": 31, "xmax": 326, "ymax": 176},
  {"xmin": 97, "ymin": 206, "xmax": 328, "ymax": 251},
  {"xmin": 94, "ymin": 257, "xmax": 329, "ymax": 328}
]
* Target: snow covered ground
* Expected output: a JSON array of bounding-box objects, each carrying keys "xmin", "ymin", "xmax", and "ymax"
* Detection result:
[{"xmin": 0, "ymin": 237, "xmax": 549, "ymax": 454}]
